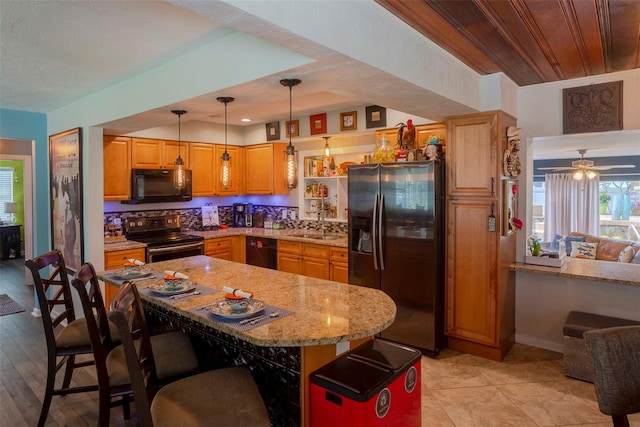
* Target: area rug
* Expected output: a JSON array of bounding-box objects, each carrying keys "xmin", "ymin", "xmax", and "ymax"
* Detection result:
[{"xmin": 0, "ymin": 294, "xmax": 25, "ymax": 316}]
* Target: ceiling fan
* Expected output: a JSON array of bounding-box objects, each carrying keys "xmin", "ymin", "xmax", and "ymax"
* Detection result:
[{"xmin": 539, "ymin": 149, "xmax": 636, "ymax": 180}]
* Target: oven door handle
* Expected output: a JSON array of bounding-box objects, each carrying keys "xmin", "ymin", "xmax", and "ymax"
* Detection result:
[{"xmin": 147, "ymin": 242, "xmax": 204, "ymax": 254}]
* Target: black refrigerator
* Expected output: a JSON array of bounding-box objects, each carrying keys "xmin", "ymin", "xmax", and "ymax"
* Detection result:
[{"xmin": 348, "ymin": 161, "xmax": 445, "ymax": 354}]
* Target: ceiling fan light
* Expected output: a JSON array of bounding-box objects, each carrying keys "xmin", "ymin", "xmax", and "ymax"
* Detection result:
[
  {"xmin": 586, "ymin": 170, "xmax": 597, "ymax": 179},
  {"xmin": 573, "ymin": 170, "xmax": 584, "ymax": 180}
]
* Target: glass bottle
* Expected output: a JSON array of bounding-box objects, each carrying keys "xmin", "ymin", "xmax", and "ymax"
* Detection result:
[{"xmin": 372, "ymin": 134, "xmax": 396, "ymax": 163}]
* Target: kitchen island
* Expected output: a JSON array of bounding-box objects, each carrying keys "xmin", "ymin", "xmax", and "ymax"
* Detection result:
[{"xmin": 99, "ymin": 255, "xmax": 396, "ymax": 426}]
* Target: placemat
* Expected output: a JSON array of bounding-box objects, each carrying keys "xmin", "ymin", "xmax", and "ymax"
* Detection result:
[
  {"xmin": 138, "ymin": 283, "xmax": 218, "ymax": 302},
  {"xmin": 188, "ymin": 303, "xmax": 294, "ymax": 332}
]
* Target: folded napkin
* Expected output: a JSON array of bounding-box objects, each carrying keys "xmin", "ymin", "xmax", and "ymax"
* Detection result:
[
  {"xmin": 127, "ymin": 258, "xmax": 146, "ymax": 266},
  {"xmin": 164, "ymin": 270, "xmax": 189, "ymax": 279},
  {"xmin": 222, "ymin": 286, "xmax": 252, "ymax": 299}
]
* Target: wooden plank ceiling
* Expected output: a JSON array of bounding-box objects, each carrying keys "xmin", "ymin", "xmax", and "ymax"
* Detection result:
[{"xmin": 376, "ymin": 0, "xmax": 640, "ymax": 86}]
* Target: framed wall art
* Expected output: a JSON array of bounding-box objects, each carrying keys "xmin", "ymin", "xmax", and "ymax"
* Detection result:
[
  {"xmin": 340, "ymin": 111, "xmax": 357, "ymax": 131},
  {"xmin": 265, "ymin": 121, "xmax": 280, "ymax": 141},
  {"xmin": 309, "ymin": 113, "xmax": 327, "ymax": 135},
  {"xmin": 286, "ymin": 119, "xmax": 299, "ymax": 138},
  {"xmin": 365, "ymin": 105, "xmax": 386, "ymax": 128},
  {"xmin": 563, "ymin": 80, "xmax": 623, "ymax": 134},
  {"xmin": 49, "ymin": 127, "xmax": 83, "ymax": 273}
]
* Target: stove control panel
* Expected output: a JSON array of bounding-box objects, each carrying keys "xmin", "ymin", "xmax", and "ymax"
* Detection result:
[{"xmin": 125, "ymin": 215, "xmax": 181, "ymax": 233}]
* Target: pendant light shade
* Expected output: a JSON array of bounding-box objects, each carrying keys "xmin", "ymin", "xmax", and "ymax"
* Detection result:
[
  {"xmin": 217, "ymin": 96, "xmax": 235, "ymax": 190},
  {"xmin": 171, "ymin": 109, "xmax": 187, "ymax": 189},
  {"xmin": 280, "ymin": 78, "xmax": 301, "ymax": 190},
  {"xmin": 323, "ymin": 136, "xmax": 331, "ymax": 158}
]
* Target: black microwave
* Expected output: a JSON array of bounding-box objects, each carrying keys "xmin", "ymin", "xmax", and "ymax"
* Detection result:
[{"xmin": 123, "ymin": 169, "xmax": 192, "ymax": 204}]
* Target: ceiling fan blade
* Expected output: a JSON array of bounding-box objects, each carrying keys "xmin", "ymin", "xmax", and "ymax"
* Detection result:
[
  {"xmin": 591, "ymin": 165, "xmax": 636, "ymax": 170},
  {"xmin": 538, "ymin": 167, "xmax": 574, "ymax": 171}
]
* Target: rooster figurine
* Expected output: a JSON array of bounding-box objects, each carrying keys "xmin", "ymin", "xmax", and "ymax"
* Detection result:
[{"xmin": 396, "ymin": 119, "xmax": 416, "ymax": 150}]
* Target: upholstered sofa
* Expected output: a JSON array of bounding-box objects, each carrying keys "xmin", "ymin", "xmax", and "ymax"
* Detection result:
[{"xmin": 542, "ymin": 232, "xmax": 640, "ymax": 263}]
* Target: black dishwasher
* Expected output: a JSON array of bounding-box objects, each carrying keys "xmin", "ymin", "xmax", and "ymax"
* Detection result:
[{"xmin": 246, "ymin": 236, "xmax": 278, "ymax": 270}]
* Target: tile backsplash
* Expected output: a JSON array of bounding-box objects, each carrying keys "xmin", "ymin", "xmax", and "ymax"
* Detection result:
[{"xmin": 104, "ymin": 205, "xmax": 347, "ymax": 236}]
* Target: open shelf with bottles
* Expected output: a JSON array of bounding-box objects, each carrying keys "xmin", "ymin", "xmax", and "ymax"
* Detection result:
[{"xmin": 298, "ymin": 145, "xmax": 373, "ymax": 223}]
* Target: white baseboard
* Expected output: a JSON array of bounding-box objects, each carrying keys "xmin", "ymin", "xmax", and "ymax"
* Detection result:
[{"xmin": 515, "ymin": 333, "xmax": 563, "ymax": 353}]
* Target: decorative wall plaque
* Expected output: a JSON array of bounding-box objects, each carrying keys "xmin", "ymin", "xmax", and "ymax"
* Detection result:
[{"xmin": 563, "ymin": 81, "xmax": 623, "ymax": 134}]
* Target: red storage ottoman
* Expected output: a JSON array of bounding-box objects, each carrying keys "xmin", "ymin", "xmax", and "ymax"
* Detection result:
[{"xmin": 310, "ymin": 339, "xmax": 421, "ymax": 427}]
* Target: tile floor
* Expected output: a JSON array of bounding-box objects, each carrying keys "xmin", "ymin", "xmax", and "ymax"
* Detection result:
[{"xmin": 421, "ymin": 344, "xmax": 639, "ymax": 426}]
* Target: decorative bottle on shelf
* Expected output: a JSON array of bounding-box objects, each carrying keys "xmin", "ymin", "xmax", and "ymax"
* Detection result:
[{"xmin": 372, "ymin": 134, "xmax": 396, "ymax": 163}]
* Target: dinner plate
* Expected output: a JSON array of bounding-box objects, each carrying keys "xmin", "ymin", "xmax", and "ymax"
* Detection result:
[
  {"xmin": 209, "ymin": 299, "xmax": 266, "ymax": 320},
  {"xmin": 112, "ymin": 268, "xmax": 153, "ymax": 280},
  {"xmin": 150, "ymin": 280, "xmax": 196, "ymax": 296}
]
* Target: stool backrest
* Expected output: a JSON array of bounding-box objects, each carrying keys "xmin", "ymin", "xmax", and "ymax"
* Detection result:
[
  {"xmin": 71, "ymin": 263, "xmax": 116, "ymax": 385},
  {"xmin": 108, "ymin": 281, "xmax": 158, "ymax": 427},
  {"xmin": 25, "ymin": 250, "xmax": 76, "ymax": 346}
]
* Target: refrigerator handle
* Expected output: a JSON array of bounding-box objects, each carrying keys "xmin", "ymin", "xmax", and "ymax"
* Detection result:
[
  {"xmin": 372, "ymin": 194, "xmax": 379, "ymax": 270},
  {"xmin": 378, "ymin": 193, "xmax": 385, "ymax": 270}
]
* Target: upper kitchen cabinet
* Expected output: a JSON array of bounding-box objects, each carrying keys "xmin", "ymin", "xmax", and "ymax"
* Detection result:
[
  {"xmin": 245, "ymin": 143, "xmax": 288, "ymax": 195},
  {"xmin": 446, "ymin": 114, "xmax": 504, "ymax": 198},
  {"xmin": 103, "ymin": 136, "xmax": 131, "ymax": 200},
  {"xmin": 215, "ymin": 145, "xmax": 244, "ymax": 196},
  {"xmin": 132, "ymin": 138, "xmax": 189, "ymax": 169},
  {"xmin": 190, "ymin": 143, "xmax": 243, "ymax": 197}
]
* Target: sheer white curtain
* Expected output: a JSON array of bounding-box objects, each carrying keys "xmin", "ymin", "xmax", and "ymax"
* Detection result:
[{"xmin": 544, "ymin": 173, "xmax": 600, "ymax": 237}]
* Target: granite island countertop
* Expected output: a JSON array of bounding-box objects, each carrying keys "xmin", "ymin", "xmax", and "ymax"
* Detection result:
[
  {"xmin": 98, "ymin": 255, "xmax": 396, "ymax": 347},
  {"xmin": 511, "ymin": 257, "xmax": 640, "ymax": 287}
]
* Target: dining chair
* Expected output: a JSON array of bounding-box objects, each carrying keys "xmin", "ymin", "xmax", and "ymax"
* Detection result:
[
  {"xmin": 584, "ymin": 325, "xmax": 640, "ymax": 427},
  {"xmin": 72, "ymin": 263, "xmax": 200, "ymax": 426},
  {"xmin": 25, "ymin": 249, "xmax": 97, "ymax": 427},
  {"xmin": 108, "ymin": 280, "xmax": 271, "ymax": 427}
]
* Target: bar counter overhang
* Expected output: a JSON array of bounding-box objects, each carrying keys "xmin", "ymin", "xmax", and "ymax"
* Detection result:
[{"xmin": 99, "ymin": 255, "xmax": 397, "ymax": 426}]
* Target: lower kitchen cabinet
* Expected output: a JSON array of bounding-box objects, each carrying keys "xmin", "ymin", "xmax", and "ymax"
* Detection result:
[
  {"xmin": 205, "ymin": 236, "xmax": 245, "ymax": 263},
  {"xmin": 104, "ymin": 247, "xmax": 145, "ymax": 304},
  {"xmin": 205, "ymin": 237, "xmax": 233, "ymax": 260},
  {"xmin": 277, "ymin": 240, "xmax": 330, "ymax": 280},
  {"xmin": 329, "ymin": 247, "xmax": 348, "ymax": 283}
]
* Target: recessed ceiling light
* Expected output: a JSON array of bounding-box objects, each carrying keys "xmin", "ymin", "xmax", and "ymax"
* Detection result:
[{"xmin": 241, "ymin": 118, "xmax": 252, "ymax": 122}]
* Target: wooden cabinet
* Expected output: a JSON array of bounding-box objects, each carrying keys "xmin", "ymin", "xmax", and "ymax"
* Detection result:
[
  {"xmin": 103, "ymin": 136, "xmax": 131, "ymax": 200},
  {"xmin": 329, "ymin": 247, "xmax": 348, "ymax": 283},
  {"xmin": 171, "ymin": 143, "xmax": 245, "ymax": 197},
  {"xmin": 205, "ymin": 237, "xmax": 233, "ymax": 260},
  {"xmin": 103, "ymin": 247, "xmax": 145, "ymax": 304},
  {"xmin": 445, "ymin": 110, "xmax": 517, "ymax": 361},
  {"xmin": 245, "ymin": 143, "xmax": 288, "ymax": 195},
  {"xmin": 132, "ymin": 138, "xmax": 189, "ymax": 169},
  {"xmin": 205, "ymin": 236, "xmax": 245, "ymax": 263},
  {"xmin": 277, "ymin": 240, "xmax": 330, "ymax": 280}
]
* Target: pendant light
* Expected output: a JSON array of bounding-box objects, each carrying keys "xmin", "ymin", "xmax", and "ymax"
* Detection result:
[
  {"xmin": 217, "ymin": 96, "xmax": 235, "ymax": 190},
  {"xmin": 280, "ymin": 78, "xmax": 301, "ymax": 189},
  {"xmin": 171, "ymin": 109, "xmax": 187, "ymax": 189},
  {"xmin": 322, "ymin": 136, "xmax": 331, "ymax": 158}
]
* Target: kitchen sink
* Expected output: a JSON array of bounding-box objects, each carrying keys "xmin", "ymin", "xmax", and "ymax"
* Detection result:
[{"xmin": 290, "ymin": 233, "xmax": 344, "ymax": 241}]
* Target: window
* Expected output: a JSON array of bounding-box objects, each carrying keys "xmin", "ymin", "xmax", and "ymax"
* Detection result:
[
  {"xmin": 532, "ymin": 179, "xmax": 640, "ymax": 242},
  {"xmin": 0, "ymin": 168, "xmax": 14, "ymax": 222}
]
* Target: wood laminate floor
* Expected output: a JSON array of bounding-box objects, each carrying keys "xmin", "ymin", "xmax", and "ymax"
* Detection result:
[{"xmin": 1, "ymin": 258, "xmax": 638, "ymax": 426}]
